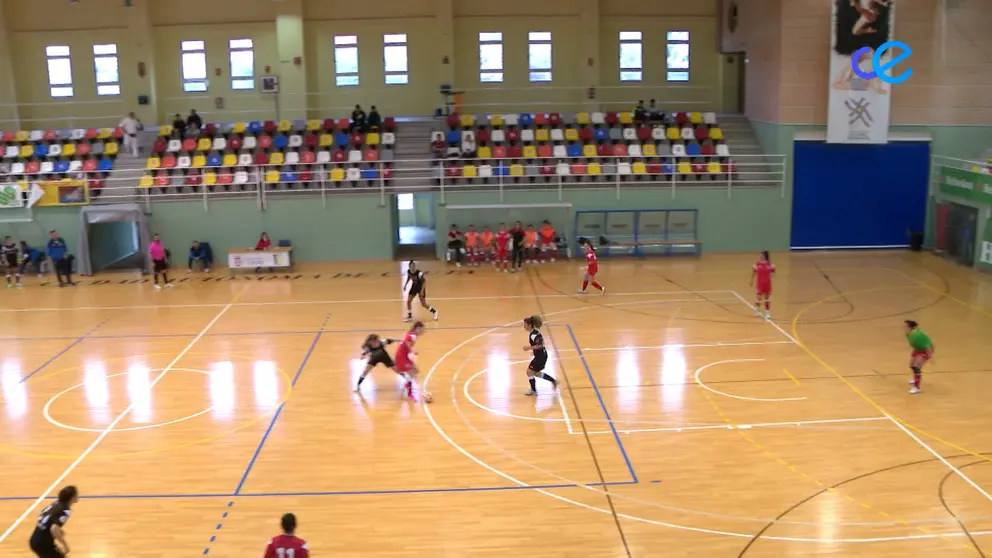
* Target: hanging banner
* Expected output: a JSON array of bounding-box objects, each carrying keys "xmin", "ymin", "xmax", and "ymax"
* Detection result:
[
  {"xmin": 0, "ymin": 182, "xmax": 44, "ymax": 209},
  {"xmin": 979, "ymin": 215, "xmax": 992, "ymax": 272},
  {"xmin": 35, "ymin": 180, "xmax": 90, "ymax": 207},
  {"xmin": 827, "ymin": 0, "xmax": 897, "ymax": 144},
  {"xmin": 938, "ymin": 166, "xmax": 992, "ymax": 205}
]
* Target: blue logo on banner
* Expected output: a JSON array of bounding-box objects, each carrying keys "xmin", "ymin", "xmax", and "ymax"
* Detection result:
[{"xmin": 851, "ymin": 41, "xmax": 913, "ymax": 85}]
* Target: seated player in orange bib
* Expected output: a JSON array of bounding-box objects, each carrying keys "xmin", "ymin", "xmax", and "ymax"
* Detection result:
[
  {"xmin": 538, "ymin": 220, "xmax": 557, "ymax": 263},
  {"xmin": 480, "ymin": 226, "xmax": 495, "ymax": 265},
  {"xmin": 524, "ymin": 225, "xmax": 538, "ymax": 264},
  {"xmin": 464, "ymin": 225, "xmax": 481, "ymax": 266}
]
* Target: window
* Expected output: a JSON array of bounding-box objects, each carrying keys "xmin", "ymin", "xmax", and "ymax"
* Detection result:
[
  {"xmin": 181, "ymin": 40, "xmax": 208, "ymax": 92},
  {"xmin": 93, "ymin": 44, "xmax": 120, "ymax": 96},
  {"xmin": 397, "ymin": 193, "xmax": 414, "ymax": 211},
  {"xmin": 479, "ymin": 32, "xmax": 503, "ymax": 83},
  {"xmin": 383, "ymin": 33, "xmax": 408, "ymax": 85},
  {"xmin": 666, "ymin": 31, "xmax": 690, "ymax": 82},
  {"xmin": 619, "ymin": 31, "xmax": 642, "ymax": 82},
  {"xmin": 229, "ymin": 38, "xmax": 255, "ymax": 90},
  {"xmin": 528, "ymin": 31, "xmax": 552, "ymax": 82},
  {"xmin": 46, "ymin": 45, "xmax": 73, "ymax": 98},
  {"xmin": 334, "ymin": 35, "xmax": 359, "ymax": 86}
]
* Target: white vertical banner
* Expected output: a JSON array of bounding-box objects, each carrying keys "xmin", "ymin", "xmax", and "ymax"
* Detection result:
[{"xmin": 827, "ymin": 0, "xmax": 896, "ymax": 144}]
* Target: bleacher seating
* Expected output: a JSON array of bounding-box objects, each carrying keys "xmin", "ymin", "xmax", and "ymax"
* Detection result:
[
  {"xmin": 142, "ymin": 116, "xmax": 397, "ymax": 192},
  {"xmin": 432, "ymin": 111, "xmax": 735, "ymax": 184},
  {"xmin": 0, "ymin": 126, "xmax": 122, "ymax": 189}
]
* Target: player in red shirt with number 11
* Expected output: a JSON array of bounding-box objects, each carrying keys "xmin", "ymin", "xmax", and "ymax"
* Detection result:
[
  {"xmin": 264, "ymin": 513, "xmax": 309, "ymax": 558},
  {"xmin": 750, "ymin": 250, "xmax": 775, "ymax": 319},
  {"xmin": 578, "ymin": 238, "xmax": 605, "ymax": 294}
]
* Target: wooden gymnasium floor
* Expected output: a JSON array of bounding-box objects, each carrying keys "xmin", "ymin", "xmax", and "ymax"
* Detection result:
[{"xmin": 1, "ymin": 251, "xmax": 992, "ymax": 557}]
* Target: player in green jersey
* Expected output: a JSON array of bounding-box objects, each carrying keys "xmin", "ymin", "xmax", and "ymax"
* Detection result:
[{"xmin": 904, "ymin": 320, "xmax": 933, "ymax": 395}]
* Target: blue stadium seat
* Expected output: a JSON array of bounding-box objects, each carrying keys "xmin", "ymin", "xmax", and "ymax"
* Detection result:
[
  {"xmin": 54, "ymin": 160, "xmax": 70, "ymax": 173},
  {"xmin": 518, "ymin": 114, "xmax": 533, "ymax": 127},
  {"xmin": 594, "ymin": 128, "xmax": 608, "ymax": 141},
  {"xmin": 207, "ymin": 153, "xmax": 222, "ymax": 167},
  {"xmin": 34, "ymin": 144, "xmax": 49, "ymax": 157},
  {"xmin": 248, "ymin": 121, "xmax": 263, "ymax": 133},
  {"xmin": 97, "ymin": 158, "xmax": 113, "ymax": 171},
  {"xmin": 446, "ymin": 130, "xmax": 461, "ymax": 144},
  {"xmin": 566, "ymin": 144, "xmax": 582, "ymax": 157},
  {"xmin": 281, "ymin": 169, "xmax": 297, "ymax": 182},
  {"xmin": 495, "ymin": 163, "xmax": 510, "ymax": 177},
  {"xmin": 686, "ymin": 143, "xmax": 702, "ymax": 156},
  {"xmin": 361, "ymin": 166, "xmax": 378, "ymax": 180},
  {"xmin": 334, "ymin": 132, "xmax": 349, "ymax": 147},
  {"xmin": 273, "ymin": 135, "xmax": 289, "ymax": 150}
]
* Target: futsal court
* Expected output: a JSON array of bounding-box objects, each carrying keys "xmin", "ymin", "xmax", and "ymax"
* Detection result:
[{"xmin": 0, "ymin": 251, "xmax": 991, "ymax": 557}]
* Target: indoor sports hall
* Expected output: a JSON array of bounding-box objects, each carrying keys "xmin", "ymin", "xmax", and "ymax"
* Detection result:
[{"xmin": 0, "ymin": 0, "xmax": 991, "ymax": 556}]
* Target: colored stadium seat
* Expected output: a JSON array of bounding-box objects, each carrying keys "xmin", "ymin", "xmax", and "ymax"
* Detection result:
[
  {"xmin": 709, "ymin": 128, "xmax": 724, "ymax": 141},
  {"xmin": 48, "ymin": 144, "xmax": 62, "ymax": 157},
  {"xmin": 270, "ymin": 152, "xmax": 285, "ymax": 165},
  {"xmin": 177, "ymin": 155, "xmax": 191, "ymax": 169},
  {"xmin": 192, "ymin": 155, "xmax": 206, "ymax": 168},
  {"xmin": 213, "ymin": 137, "xmax": 227, "ymax": 151},
  {"xmin": 265, "ymin": 169, "xmax": 280, "ymax": 183},
  {"xmin": 288, "ymin": 134, "xmax": 303, "ymax": 148},
  {"xmin": 139, "ymin": 174, "xmax": 154, "ymax": 187},
  {"xmin": 581, "ymin": 144, "xmax": 596, "ymax": 158},
  {"xmin": 83, "ymin": 159, "xmax": 98, "ymax": 172},
  {"xmin": 197, "ymin": 137, "xmax": 212, "ymax": 151},
  {"xmin": 243, "ymin": 136, "xmax": 257, "ymax": 150}
]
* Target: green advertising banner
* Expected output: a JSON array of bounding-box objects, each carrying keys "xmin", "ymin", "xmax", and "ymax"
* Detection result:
[
  {"xmin": 938, "ymin": 166, "xmax": 992, "ymax": 205},
  {"xmin": 979, "ymin": 215, "xmax": 992, "ymax": 272}
]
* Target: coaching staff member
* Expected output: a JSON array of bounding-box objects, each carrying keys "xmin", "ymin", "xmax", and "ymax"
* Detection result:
[{"xmin": 46, "ymin": 230, "xmax": 75, "ymax": 287}]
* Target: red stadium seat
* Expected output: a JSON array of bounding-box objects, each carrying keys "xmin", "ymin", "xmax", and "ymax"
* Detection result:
[
  {"xmin": 537, "ymin": 145, "xmax": 552, "ymax": 158},
  {"xmin": 84, "ymin": 128, "xmax": 99, "ymax": 140},
  {"xmin": 383, "ymin": 165, "xmax": 393, "ymax": 180},
  {"xmin": 570, "ymin": 161, "xmax": 586, "ymax": 175},
  {"xmin": 154, "ymin": 173, "xmax": 170, "ymax": 187},
  {"xmin": 336, "ymin": 118, "xmax": 350, "ymax": 130},
  {"xmin": 637, "ymin": 127, "xmax": 651, "ymax": 141},
  {"xmin": 227, "ymin": 136, "xmax": 243, "ymax": 150},
  {"xmin": 254, "ymin": 152, "xmax": 269, "ymax": 165},
  {"xmin": 695, "ymin": 127, "xmax": 708, "ymax": 141},
  {"xmin": 351, "ymin": 132, "xmax": 364, "ymax": 147},
  {"xmin": 383, "ymin": 117, "xmax": 396, "ymax": 131},
  {"xmin": 445, "ymin": 164, "xmax": 462, "ymax": 178},
  {"xmin": 492, "ymin": 145, "xmax": 507, "ymax": 159},
  {"xmin": 647, "ymin": 161, "xmax": 662, "ymax": 174},
  {"xmin": 364, "ymin": 148, "xmax": 379, "ymax": 161},
  {"xmin": 161, "ymin": 155, "xmax": 177, "ymax": 169},
  {"xmin": 322, "ymin": 119, "xmax": 335, "ymax": 131},
  {"xmin": 540, "ymin": 161, "xmax": 555, "ymax": 176},
  {"xmin": 258, "ymin": 135, "xmax": 273, "ymax": 149},
  {"xmin": 182, "ymin": 138, "xmax": 196, "ymax": 151},
  {"xmin": 605, "ymin": 113, "xmax": 618, "ymax": 127},
  {"xmin": 332, "ymin": 150, "xmax": 346, "ymax": 163},
  {"xmin": 1, "ymin": 131, "xmax": 14, "ymax": 142},
  {"xmin": 675, "ymin": 113, "xmax": 689, "ymax": 126},
  {"xmin": 476, "ymin": 128, "xmax": 490, "ymax": 144},
  {"xmin": 185, "ymin": 173, "xmax": 202, "ymax": 186},
  {"xmin": 505, "ymin": 128, "xmax": 520, "ymax": 143},
  {"xmin": 580, "ymin": 128, "xmax": 594, "ymax": 142},
  {"xmin": 613, "ymin": 144, "xmax": 628, "ymax": 156},
  {"xmin": 701, "ymin": 144, "xmax": 716, "ymax": 156},
  {"xmin": 300, "ymin": 151, "xmax": 316, "ymax": 164},
  {"xmin": 692, "ymin": 161, "xmax": 706, "ymax": 174},
  {"xmin": 218, "ymin": 170, "xmax": 234, "ymax": 185},
  {"xmin": 82, "ymin": 159, "xmax": 98, "ymax": 172},
  {"xmin": 43, "ymin": 130, "xmax": 57, "ymax": 141},
  {"xmin": 300, "ymin": 169, "xmax": 313, "ymax": 182},
  {"xmin": 304, "ymin": 134, "xmax": 318, "ymax": 148},
  {"xmin": 446, "ymin": 114, "xmax": 459, "ymax": 128},
  {"xmin": 508, "ymin": 145, "xmax": 522, "ymax": 158},
  {"xmin": 534, "ymin": 113, "xmax": 548, "ymax": 126},
  {"xmin": 76, "ymin": 143, "xmax": 91, "ymax": 156},
  {"xmin": 204, "ymin": 123, "xmax": 217, "ymax": 136},
  {"xmin": 152, "ymin": 138, "xmax": 167, "ymax": 154},
  {"xmin": 263, "ymin": 120, "xmax": 277, "ymax": 133},
  {"xmin": 112, "ymin": 127, "xmax": 124, "ymax": 139},
  {"xmin": 549, "ymin": 113, "xmax": 561, "ymax": 127},
  {"xmin": 597, "ymin": 143, "xmax": 611, "ymax": 157},
  {"xmin": 25, "ymin": 161, "xmax": 41, "ymax": 174}
]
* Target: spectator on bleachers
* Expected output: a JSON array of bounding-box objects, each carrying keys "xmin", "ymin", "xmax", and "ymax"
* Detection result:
[
  {"xmin": 119, "ymin": 112, "xmax": 143, "ymax": 157},
  {"xmin": 431, "ymin": 135, "xmax": 446, "ymax": 159},
  {"xmin": 633, "ymin": 100, "xmax": 648, "ymax": 124},
  {"xmin": 648, "ymin": 99, "xmax": 662, "ymax": 122},
  {"xmin": 368, "ymin": 106, "xmax": 382, "ymax": 130},
  {"xmin": 351, "ymin": 105, "xmax": 367, "ymax": 131},
  {"xmin": 187, "ymin": 240, "xmax": 211, "ymax": 273},
  {"xmin": 187, "ymin": 109, "xmax": 203, "ymax": 134},
  {"xmin": 461, "ymin": 133, "xmax": 477, "ymax": 158},
  {"xmin": 172, "ymin": 113, "xmax": 186, "ymax": 139}
]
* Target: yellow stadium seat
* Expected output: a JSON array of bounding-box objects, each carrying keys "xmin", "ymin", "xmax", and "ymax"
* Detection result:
[
  {"xmin": 459, "ymin": 114, "xmax": 475, "ymax": 128},
  {"xmin": 709, "ymin": 128, "xmax": 724, "ymax": 141},
  {"xmin": 707, "ymin": 161, "xmax": 721, "ymax": 174},
  {"xmin": 642, "ymin": 144, "xmax": 657, "ymax": 157},
  {"xmin": 62, "ymin": 144, "xmax": 76, "ymax": 157},
  {"xmin": 477, "ymin": 146, "xmax": 492, "ymax": 159},
  {"xmin": 270, "ymin": 152, "xmax": 285, "ymax": 165},
  {"xmin": 582, "ymin": 145, "xmax": 596, "ymax": 157},
  {"xmin": 510, "ymin": 163, "xmax": 524, "ymax": 177},
  {"xmin": 307, "ymin": 119, "xmax": 322, "ymax": 131},
  {"xmin": 192, "ymin": 155, "xmax": 206, "ymax": 168},
  {"xmin": 678, "ymin": 161, "xmax": 693, "ymax": 174},
  {"xmin": 158, "ymin": 125, "xmax": 173, "ymax": 137},
  {"xmin": 105, "ymin": 142, "xmax": 119, "ymax": 155},
  {"xmin": 278, "ymin": 120, "xmax": 292, "ymax": 132},
  {"xmin": 632, "ymin": 161, "xmax": 647, "ymax": 174},
  {"xmin": 319, "ymin": 134, "xmax": 334, "ymax": 147},
  {"xmin": 232, "ymin": 122, "xmax": 247, "ymax": 134},
  {"xmin": 15, "ymin": 131, "xmax": 28, "ymax": 142},
  {"xmin": 20, "ymin": 145, "xmax": 34, "ymax": 158},
  {"xmin": 204, "ymin": 171, "xmax": 217, "ymax": 185},
  {"xmin": 690, "ymin": 112, "xmax": 703, "ymax": 125},
  {"xmin": 366, "ymin": 132, "xmax": 380, "ymax": 146},
  {"xmin": 535, "ymin": 129, "xmax": 549, "ymax": 142},
  {"xmin": 139, "ymin": 174, "xmax": 154, "ymax": 187},
  {"xmin": 666, "ymin": 127, "xmax": 680, "ymax": 141},
  {"xmin": 264, "ymin": 169, "xmax": 280, "ymax": 183},
  {"xmin": 587, "ymin": 162, "xmax": 602, "ymax": 175},
  {"xmin": 146, "ymin": 157, "xmax": 161, "ymax": 169},
  {"xmin": 576, "ymin": 112, "xmax": 591, "ymax": 125},
  {"xmin": 330, "ymin": 167, "xmax": 345, "ymax": 181},
  {"xmin": 971, "ymin": 165, "xmax": 983, "ymax": 172},
  {"xmin": 523, "ymin": 145, "xmax": 537, "ymax": 158},
  {"xmin": 197, "ymin": 137, "xmax": 212, "ymax": 151},
  {"xmin": 489, "ymin": 114, "xmax": 504, "ymax": 127},
  {"xmin": 222, "ymin": 153, "xmax": 237, "ymax": 166},
  {"xmin": 619, "ymin": 112, "xmax": 633, "ymax": 125},
  {"xmin": 98, "ymin": 128, "xmax": 113, "ymax": 139},
  {"xmin": 463, "ymin": 164, "xmax": 477, "ymax": 178},
  {"xmin": 564, "ymin": 128, "xmax": 579, "ymax": 142}
]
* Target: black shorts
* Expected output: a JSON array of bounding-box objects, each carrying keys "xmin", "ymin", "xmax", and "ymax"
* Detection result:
[
  {"xmin": 153, "ymin": 259, "xmax": 168, "ymax": 272},
  {"xmin": 30, "ymin": 536, "xmax": 63, "ymax": 558},
  {"xmin": 409, "ymin": 284, "xmax": 424, "ymax": 297},
  {"xmin": 368, "ymin": 352, "xmax": 395, "ymax": 369},
  {"xmin": 529, "ymin": 353, "xmax": 548, "ymax": 372},
  {"xmin": 4, "ymin": 254, "xmax": 15, "ymax": 268}
]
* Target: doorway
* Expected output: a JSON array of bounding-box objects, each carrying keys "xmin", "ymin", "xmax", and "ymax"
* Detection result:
[
  {"xmin": 397, "ymin": 192, "xmax": 436, "ymax": 259},
  {"xmin": 88, "ymin": 221, "xmax": 143, "ymax": 272},
  {"xmin": 721, "ymin": 53, "xmax": 743, "ymax": 113}
]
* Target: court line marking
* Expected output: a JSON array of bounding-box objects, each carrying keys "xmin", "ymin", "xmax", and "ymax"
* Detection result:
[
  {"xmin": 18, "ymin": 318, "xmax": 110, "ymax": 383},
  {"xmin": 694, "ymin": 359, "xmax": 806, "ymax": 402},
  {"xmin": 580, "ymin": 340, "xmax": 792, "ymax": 352},
  {"xmin": 42, "ymin": 369, "xmax": 214, "ymax": 433},
  {"xmin": 0, "ymin": 294, "xmax": 240, "ymax": 545},
  {"xmin": 0, "ymin": 290, "xmax": 738, "ymax": 313},
  {"xmin": 582, "ymin": 417, "xmax": 890, "ymax": 435},
  {"xmin": 783, "ymin": 368, "xmax": 800, "ymax": 385}
]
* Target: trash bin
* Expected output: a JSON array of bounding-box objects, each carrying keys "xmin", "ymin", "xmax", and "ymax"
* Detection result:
[{"xmin": 908, "ymin": 231, "xmax": 924, "ymax": 251}]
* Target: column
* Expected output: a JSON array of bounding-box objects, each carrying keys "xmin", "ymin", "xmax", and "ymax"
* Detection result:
[
  {"xmin": 579, "ymin": 0, "xmax": 600, "ymax": 110},
  {"xmin": 275, "ymin": 0, "xmax": 308, "ymax": 120},
  {"xmin": 0, "ymin": 0, "xmax": 20, "ymax": 126},
  {"xmin": 127, "ymin": 0, "xmax": 159, "ymax": 123}
]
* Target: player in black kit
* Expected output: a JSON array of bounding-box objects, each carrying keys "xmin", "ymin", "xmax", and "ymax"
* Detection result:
[
  {"xmin": 355, "ymin": 333, "xmax": 401, "ymax": 391},
  {"xmin": 522, "ymin": 315, "xmax": 559, "ymax": 396},
  {"xmin": 403, "ymin": 261, "xmax": 438, "ymax": 321},
  {"xmin": 30, "ymin": 485, "xmax": 78, "ymax": 558},
  {"xmin": 2, "ymin": 236, "xmax": 21, "ymax": 288}
]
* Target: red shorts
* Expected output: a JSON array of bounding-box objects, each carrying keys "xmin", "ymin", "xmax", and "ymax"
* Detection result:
[
  {"xmin": 587, "ymin": 263, "xmax": 599, "ymax": 276},
  {"xmin": 496, "ymin": 248, "xmax": 509, "ymax": 260},
  {"xmin": 755, "ymin": 282, "xmax": 771, "ymax": 296},
  {"xmin": 910, "ymin": 350, "xmax": 931, "ymax": 362},
  {"xmin": 395, "ymin": 353, "xmax": 413, "ymax": 373}
]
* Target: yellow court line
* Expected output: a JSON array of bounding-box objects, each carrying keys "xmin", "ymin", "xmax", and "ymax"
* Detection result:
[
  {"xmin": 790, "ymin": 283, "xmax": 992, "ymax": 467},
  {"xmin": 883, "ymin": 266, "xmax": 992, "ymax": 320},
  {"xmin": 782, "ymin": 368, "xmax": 800, "ymax": 385}
]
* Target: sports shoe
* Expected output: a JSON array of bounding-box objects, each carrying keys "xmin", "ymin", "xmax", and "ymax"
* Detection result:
[
  {"xmin": 601, "ymin": 287, "xmax": 607, "ymax": 296},
  {"xmin": 523, "ymin": 390, "xmax": 538, "ymax": 396},
  {"xmin": 764, "ymin": 311, "xmax": 771, "ymax": 319},
  {"xmin": 15, "ymin": 283, "xmax": 22, "ymax": 288},
  {"xmin": 909, "ymin": 386, "xmax": 921, "ymax": 394},
  {"xmin": 576, "ymin": 289, "xmax": 587, "ymax": 295},
  {"xmin": 154, "ymin": 284, "xmax": 162, "ymax": 290},
  {"xmin": 432, "ymin": 311, "xmax": 439, "ymax": 321},
  {"xmin": 753, "ymin": 306, "xmax": 762, "ymax": 316},
  {"xmin": 909, "ymin": 378, "xmax": 916, "ymax": 384},
  {"xmin": 165, "ymin": 283, "xmax": 174, "ymax": 288}
]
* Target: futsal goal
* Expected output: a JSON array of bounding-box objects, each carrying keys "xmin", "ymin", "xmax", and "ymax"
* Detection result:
[{"xmin": 574, "ymin": 209, "xmax": 701, "ymax": 258}]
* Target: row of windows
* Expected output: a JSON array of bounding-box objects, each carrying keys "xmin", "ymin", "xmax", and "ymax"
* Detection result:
[{"xmin": 44, "ymin": 30, "xmax": 687, "ymax": 98}]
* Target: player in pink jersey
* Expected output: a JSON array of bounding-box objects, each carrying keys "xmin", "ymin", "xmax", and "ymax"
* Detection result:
[
  {"xmin": 750, "ymin": 250, "xmax": 775, "ymax": 319},
  {"xmin": 263, "ymin": 513, "xmax": 309, "ymax": 558},
  {"xmin": 577, "ymin": 238, "xmax": 605, "ymax": 294},
  {"xmin": 394, "ymin": 321, "xmax": 426, "ymax": 400}
]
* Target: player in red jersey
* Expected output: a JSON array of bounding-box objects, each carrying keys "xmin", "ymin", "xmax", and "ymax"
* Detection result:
[
  {"xmin": 750, "ymin": 250, "xmax": 775, "ymax": 319},
  {"xmin": 264, "ymin": 513, "xmax": 309, "ymax": 558},
  {"xmin": 495, "ymin": 223, "xmax": 511, "ymax": 272},
  {"xmin": 577, "ymin": 238, "xmax": 605, "ymax": 294},
  {"xmin": 394, "ymin": 321, "xmax": 426, "ymax": 401}
]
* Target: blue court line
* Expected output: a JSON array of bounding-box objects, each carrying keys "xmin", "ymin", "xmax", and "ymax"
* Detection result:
[
  {"xmin": 0, "ymin": 324, "xmax": 518, "ymax": 343},
  {"xmin": 18, "ymin": 318, "xmax": 110, "ymax": 384},
  {"xmin": 565, "ymin": 324, "xmax": 639, "ymax": 484},
  {"xmin": 0, "ymin": 480, "xmax": 638, "ymax": 502}
]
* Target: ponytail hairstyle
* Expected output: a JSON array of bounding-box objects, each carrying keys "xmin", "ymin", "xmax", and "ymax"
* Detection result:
[
  {"xmin": 49, "ymin": 485, "xmax": 78, "ymax": 518},
  {"xmin": 904, "ymin": 319, "xmax": 918, "ymax": 329},
  {"xmin": 411, "ymin": 321, "xmax": 425, "ymax": 332},
  {"xmin": 578, "ymin": 237, "xmax": 589, "ymax": 247},
  {"xmin": 762, "ymin": 250, "xmax": 770, "ymax": 262},
  {"xmin": 364, "ymin": 333, "xmax": 379, "ymax": 346},
  {"xmin": 524, "ymin": 315, "xmax": 544, "ymax": 329}
]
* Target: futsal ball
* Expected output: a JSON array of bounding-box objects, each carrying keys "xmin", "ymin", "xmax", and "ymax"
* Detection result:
[{"xmin": 422, "ymin": 392, "xmax": 433, "ymax": 404}]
